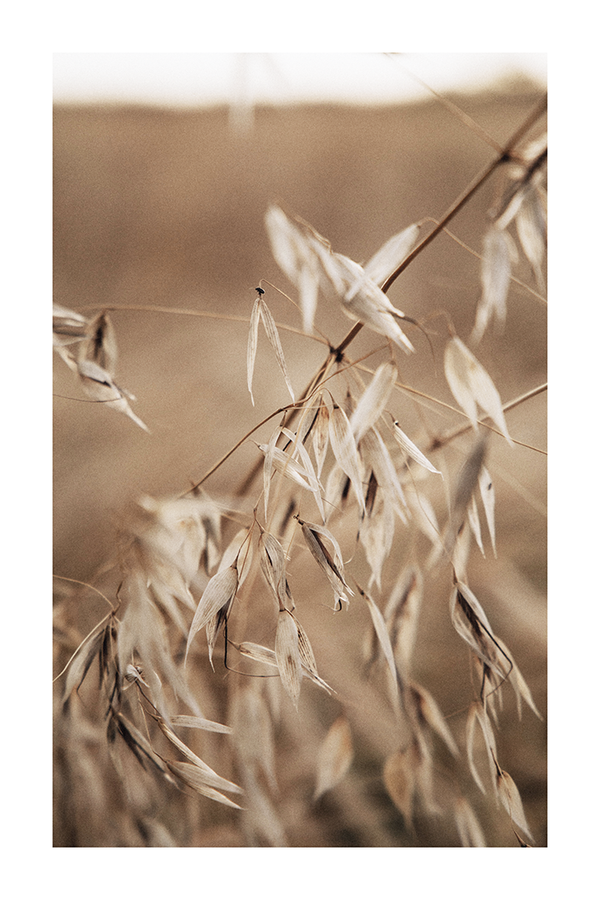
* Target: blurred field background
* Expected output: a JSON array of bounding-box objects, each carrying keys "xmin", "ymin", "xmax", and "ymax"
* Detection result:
[{"xmin": 53, "ymin": 75, "xmax": 547, "ymax": 846}]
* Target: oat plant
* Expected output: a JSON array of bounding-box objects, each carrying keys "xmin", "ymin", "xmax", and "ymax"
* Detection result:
[{"xmin": 53, "ymin": 89, "xmax": 547, "ymax": 847}]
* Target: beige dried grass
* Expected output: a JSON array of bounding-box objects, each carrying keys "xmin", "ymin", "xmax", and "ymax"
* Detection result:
[{"xmin": 54, "ymin": 80, "xmax": 547, "ymax": 848}]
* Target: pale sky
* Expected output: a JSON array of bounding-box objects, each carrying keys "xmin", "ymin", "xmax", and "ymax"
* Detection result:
[{"xmin": 53, "ymin": 52, "xmax": 546, "ymax": 107}]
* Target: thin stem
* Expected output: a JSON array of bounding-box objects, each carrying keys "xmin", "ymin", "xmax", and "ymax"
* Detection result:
[
  {"xmin": 417, "ymin": 218, "xmax": 547, "ymax": 306},
  {"xmin": 77, "ymin": 303, "xmax": 330, "ymax": 346},
  {"xmin": 428, "ymin": 382, "xmax": 547, "ymax": 454},
  {"xmin": 383, "ymin": 53, "xmax": 505, "ymax": 154},
  {"xmin": 53, "ymin": 573, "xmax": 116, "ymax": 611},
  {"xmin": 381, "ymin": 93, "xmax": 547, "ymax": 293}
]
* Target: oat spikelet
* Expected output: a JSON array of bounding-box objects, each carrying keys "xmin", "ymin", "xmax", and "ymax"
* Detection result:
[
  {"xmin": 311, "ymin": 396, "xmax": 330, "ymax": 479},
  {"xmin": 165, "ymin": 761, "xmax": 243, "ymax": 809},
  {"xmin": 450, "ymin": 582, "xmax": 510, "ymax": 680},
  {"xmin": 383, "ymin": 746, "xmax": 416, "ymax": 827},
  {"xmin": 62, "ymin": 353, "xmax": 150, "ymax": 432},
  {"xmin": 408, "ymin": 682, "xmax": 458, "ymax": 757},
  {"xmin": 515, "ymin": 184, "xmax": 546, "ymax": 290},
  {"xmin": 297, "ymin": 517, "xmax": 353, "ymax": 609},
  {"xmin": 56, "ymin": 309, "xmax": 150, "ymax": 432},
  {"xmin": 454, "ymin": 796, "xmax": 487, "ymax": 847},
  {"xmin": 444, "ymin": 336, "xmax": 513, "ymax": 445},
  {"xmin": 466, "ymin": 702, "xmax": 499, "ymax": 795},
  {"xmin": 319, "ymin": 250, "xmax": 415, "ymax": 353},
  {"xmin": 265, "ymin": 204, "xmax": 323, "ymax": 334},
  {"xmin": 391, "ymin": 420, "xmax": 442, "ymax": 475},
  {"xmin": 185, "ymin": 564, "xmax": 238, "ymax": 665},
  {"xmin": 258, "ymin": 431, "xmax": 324, "ymax": 520},
  {"xmin": 313, "ymin": 716, "xmax": 354, "ymax": 801},
  {"xmin": 247, "ymin": 294, "xmax": 261, "ymax": 405},
  {"xmin": 170, "ymin": 715, "xmax": 232, "ymax": 734},
  {"xmin": 52, "ymin": 303, "xmax": 88, "ymax": 347},
  {"xmin": 478, "ymin": 465, "xmax": 497, "ymax": 557},
  {"xmin": 275, "ymin": 609, "xmax": 302, "ymax": 709},
  {"xmin": 327, "ymin": 399, "xmax": 366, "ymax": 515},
  {"xmin": 259, "ymin": 530, "xmax": 290, "ymax": 610},
  {"xmin": 247, "ymin": 290, "xmax": 296, "ymax": 405},
  {"xmin": 362, "ymin": 223, "xmax": 421, "ymax": 286},
  {"xmin": 234, "ymin": 641, "xmax": 334, "ymax": 695},
  {"xmin": 349, "ymin": 362, "xmax": 398, "ymax": 443},
  {"xmin": 496, "ymin": 769, "xmax": 534, "ymax": 842},
  {"xmin": 472, "ymin": 225, "xmax": 517, "ymax": 343},
  {"xmin": 360, "ymin": 586, "xmax": 401, "ymax": 713}
]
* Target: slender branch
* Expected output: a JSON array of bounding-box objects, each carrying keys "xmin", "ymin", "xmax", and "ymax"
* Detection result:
[
  {"xmin": 77, "ymin": 304, "xmax": 329, "ymax": 346},
  {"xmin": 381, "ymin": 93, "xmax": 547, "ymax": 293},
  {"xmin": 428, "ymin": 382, "xmax": 547, "ymax": 454}
]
